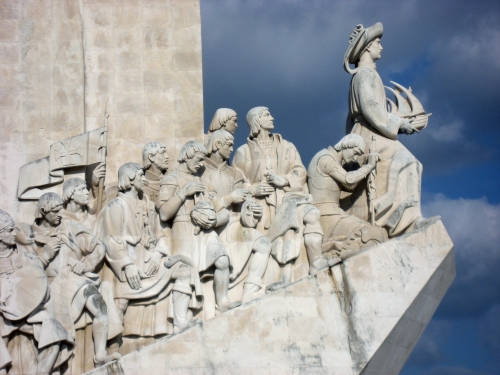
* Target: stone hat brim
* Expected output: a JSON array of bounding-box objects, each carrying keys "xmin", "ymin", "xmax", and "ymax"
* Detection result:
[{"xmin": 347, "ymin": 22, "xmax": 383, "ymax": 64}]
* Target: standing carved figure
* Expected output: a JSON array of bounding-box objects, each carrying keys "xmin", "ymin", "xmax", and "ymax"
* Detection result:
[
  {"xmin": 233, "ymin": 107, "xmax": 334, "ymax": 289},
  {"xmin": 344, "ymin": 23, "xmax": 435, "ymax": 236},
  {"xmin": 308, "ymin": 134, "xmax": 388, "ymax": 258},
  {"xmin": 31, "ymin": 193, "xmax": 119, "ymax": 367},
  {"xmin": 158, "ymin": 141, "xmax": 241, "ymax": 314},
  {"xmin": 0, "ymin": 209, "xmax": 73, "ymax": 375},
  {"xmin": 142, "ymin": 142, "xmax": 170, "ymax": 203},
  {"xmin": 233, "ymin": 107, "xmax": 307, "ymax": 232},
  {"xmin": 203, "ymin": 130, "xmax": 272, "ymax": 303},
  {"xmin": 60, "ymin": 164, "xmax": 106, "ymax": 229},
  {"xmin": 94, "ymin": 163, "xmax": 202, "ymax": 353}
]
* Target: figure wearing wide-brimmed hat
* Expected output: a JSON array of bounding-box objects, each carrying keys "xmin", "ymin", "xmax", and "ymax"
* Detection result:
[{"xmin": 343, "ymin": 22, "xmax": 435, "ymax": 236}]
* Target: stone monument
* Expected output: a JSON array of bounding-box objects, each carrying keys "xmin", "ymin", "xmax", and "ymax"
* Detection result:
[{"xmin": 0, "ymin": 3, "xmax": 454, "ymax": 374}]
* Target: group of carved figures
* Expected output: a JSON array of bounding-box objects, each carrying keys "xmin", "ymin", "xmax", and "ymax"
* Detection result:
[{"xmin": 0, "ymin": 23, "xmax": 435, "ymax": 374}]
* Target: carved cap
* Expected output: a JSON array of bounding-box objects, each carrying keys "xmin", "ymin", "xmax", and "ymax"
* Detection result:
[
  {"xmin": 344, "ymin": 22, "xmax": 383, "ymax": 74},
  {"xmin": 0, "ymin": 209, "xmax": 15, "ymax": 232}
]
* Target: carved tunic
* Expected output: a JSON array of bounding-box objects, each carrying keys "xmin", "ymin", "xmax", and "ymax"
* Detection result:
[
  {"xmin": 308, "ymin": 148, "xmax": 387, "ymax": 251},
  {"xmin": 94, "ymin": 192, "xmax": 202, "ymax": 337},
  {"xmin": 158, "ymin": 170, "xmax": 228, "ymax": 273},
  {"xmin": 0, "ymin": 246, "xmax": 73, "ymax": 372},
  {"xmin": 201, "ymin": 157, "xmax": 246, "ymax": 212},
  {"xmin": 33, "ymin": 219, "xmax": 104, "ymax": 336},
  {"xmin": 233, "ymin": 134, "xmax": 307, "ymax": 232},
  {"xmin": 346, "ymin": 62, "xmax": 423, "ymax": 235}
]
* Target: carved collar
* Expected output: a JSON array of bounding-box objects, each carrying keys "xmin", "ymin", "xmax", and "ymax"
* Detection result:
[
  {"xmin": 145, "ymin": 169, "xmax": 164, "ymax": 182},
  {"xmin": 204, "ymin": 157, "xmax": 228, "ymax": 172},
  {"xmin": 357, "ymin": 61, "xmax": 377, "ymax": 70}
]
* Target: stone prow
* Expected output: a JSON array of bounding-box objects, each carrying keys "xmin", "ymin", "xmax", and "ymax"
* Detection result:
[{"xmin": 86, "ymin": 219, "xmax": 455, "ymax": 375}]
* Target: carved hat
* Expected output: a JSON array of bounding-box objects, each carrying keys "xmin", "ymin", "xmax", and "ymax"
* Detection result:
[
  {"xmin": 344, "ymin": 22, "xmax": 383, "ymax": 74},
  {"xmin": 0, "ymin": 209, "xmax": 15, "ymax": 232}
]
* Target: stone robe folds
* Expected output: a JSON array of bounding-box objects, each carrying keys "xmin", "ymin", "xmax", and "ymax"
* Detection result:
[
  {"xmin": 0, "ymin": 245, "xmax": 73, "ymax": 373},
  {"xmin": 94, "ymin": 193, "xmax": 202, "ymax": 338},
  {"xmin": 346, "ymin": 62, "xmax": 423, "ymax": 236},
  {"xmin": 32, "ymin": 219, "xmax": 105, "ymax": 337},
  {"xmin": 233, "ymin": 134, "xmax": 308, "ymax": 232}
]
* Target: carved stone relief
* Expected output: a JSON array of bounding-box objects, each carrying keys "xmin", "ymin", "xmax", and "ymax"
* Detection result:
[{"xmin": 0, "ymin": 18, "xmax": 450, "ymax": 375}]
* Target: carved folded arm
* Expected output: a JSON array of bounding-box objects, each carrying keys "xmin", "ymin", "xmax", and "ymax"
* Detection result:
[
  {"xmin": 355, "ymin": 70, "xmax": 401, "ymax": 140},
  {"xmin": 157, "ymin": 183, "xmax": 183, "ymax": 222},
  {"xmin": 321, "ymin": 155, "xmax": 371, "ymax": 189}
]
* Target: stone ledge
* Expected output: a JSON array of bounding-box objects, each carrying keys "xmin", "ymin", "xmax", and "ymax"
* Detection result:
[{"xmin": 86, "ymin": 219, "xmax": 455, "ymax": 375}]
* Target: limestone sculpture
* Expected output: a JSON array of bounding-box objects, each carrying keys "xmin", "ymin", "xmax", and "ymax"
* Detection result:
[
  {"xmin": 94, "ymin": 163, "xmax": 202, "ymax": 355},
  {"xmin": 307, "ymin": 134, "xmax": 388, "ymax": 258},
  {"xmin": 0, "ymin": 209, "xmax": 73, "ymax": 375},
  {"xmin": 203, "ymin": 130, "xmax": 272, "ymax": 303},
  {"xmin": 29, "ymin": 193, "xmax": 120, "ymax": 368},
  {"xmin": 157, "ymin": 141, "xmax": 241, "ymax": 316},
  {"xmin": 343, "ymin": 23, "xmax": 435, "ymax": 236},
  {"xmin": 208, "ymin": 108, "xmax": 239, "ymax": 135},
  {"xmin": 233, "ymin": 107, "xmax": 335, "ymax": 290},
  {"xmin": 60, "ymin": 163, "xmax": 106, "ymax": 229}
]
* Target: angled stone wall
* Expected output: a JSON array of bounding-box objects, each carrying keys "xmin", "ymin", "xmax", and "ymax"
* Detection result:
[
  {"xmin": 0, "ymin": 0, "xmax": 203, "ymax": 221},
  {"xmin": 87, "ymin": 219, "xmax": 455, "ymax": 375}
]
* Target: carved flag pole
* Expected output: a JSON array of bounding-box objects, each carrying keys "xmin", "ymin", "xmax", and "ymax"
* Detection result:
[
  {"xmin": 367, "ymin": 135, "xmax": 377, "ymax": 225},
  {"xmin": 96, "ymin": 98, "xmax": 109, "ymax": 213}
]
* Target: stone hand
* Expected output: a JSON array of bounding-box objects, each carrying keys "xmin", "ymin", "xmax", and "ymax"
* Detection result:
[
  {"xmin": 197, "ymin": 215, "xmax": 217, "ymax": 229},
  {"xmin": 92, "ymin": 162, "xmax": 106, "ymax": 187},
  {"xmin": 125, "ymin": 265, "xmax": 142, "ymax": 290},
  {"xmin": 250, "ymin": 203, "xmax": 263, "ymax": 218},
  {"xmin": 265, "ymin": 173, "xmax": 289, "ymax": 188},
  {"xmin": 253, "ymin": 182, "xmax": 274, "ymax": 197},
  {"xmin": 399, "ymin": 118, "xmax": 419, "ymax": 135},
  {"xmin": 182, "ymin": 182, "xmax": 205, "ymax": 197},
  {"xmin": 71, "ymin": 260, "xmax": 88, "ymax": 275},
  {"xmin": 230, "ymin": 189, "xmax": 251, "ymax": 204},
  {"xmin": 367, "ymin": 152, "xmax": 380, "ymax": 167},
  {"xmin": 44, "ymin": 238, "xmax": 62, "ymax": 260},
  {"xmin": 144, "ymin": 252, "xmax": 163, "ymax": 276}
]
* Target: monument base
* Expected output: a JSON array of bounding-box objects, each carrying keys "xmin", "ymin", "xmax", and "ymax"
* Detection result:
[{"xmin": 87, "ymin": 219, "xmax": 454, "ymax": 375}]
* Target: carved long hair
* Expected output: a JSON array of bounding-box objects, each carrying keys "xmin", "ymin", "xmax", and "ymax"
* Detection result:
[
  {"xmin": 246, "ymin": 106, "xmax": 268, "ymax": 138},
  {"xmin": 118, "ymin": 163, "xmax": 142, "ymax": 191},
  {"xmin": 208, "ymin": 108, "xmax": 237, "ymax": 133}
]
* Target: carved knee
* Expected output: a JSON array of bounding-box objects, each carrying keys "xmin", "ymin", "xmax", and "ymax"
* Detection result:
[
  {"xmin": 303, "ymin": 206, "xmax": 321, "ymax": 225},
  {"xmin": 85, "ymin": 286, "xmax": 107, "ymax": 317},
  {"xmin": 214, "ymin": 255, "xmax": 229, "ymax": 270}
]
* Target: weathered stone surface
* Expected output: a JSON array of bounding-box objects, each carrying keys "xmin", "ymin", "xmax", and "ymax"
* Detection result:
[
  {"xmin": 87, "ymin": 219, "xmax": 455, "ymax": 375},
  {"xmin": 0, "ymin": 0, "xmax": 204, "ymax": 222}
]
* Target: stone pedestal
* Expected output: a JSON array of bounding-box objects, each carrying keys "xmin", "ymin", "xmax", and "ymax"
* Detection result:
[{"xmin": 87, "ymin": 219, "xmax": 455, "ymax": 375}]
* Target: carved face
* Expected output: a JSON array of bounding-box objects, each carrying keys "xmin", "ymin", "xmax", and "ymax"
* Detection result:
[
  {"xmin": 223, "ymin": 116, "xmax": 238, "ymax": 134},
  {"xmin": 0, "ymin": 226, "xmax": 16, "ymax": 247},
  {"xmin": 132, "ymin": 169, "xmax": 146, "ymax": 192},
  {"xmin": 186, "ymin": 152, "xmax": 206, "ymax": 174},
  {"xmin": 218, "ymin": 139, "xmax": 234, "ymax": 161},
  {"xmin": 341, "ymin": 147, "xmax": 364, "ymax": 164},
  {"xmin": 72, "ymin": 183, "xmax": 89, "ymax": 206},
  {"xmin": 151, "ymin": 147, "xmax": 169, "ymax": 172},
  {"xmin": 43, "ymin": 205, "xmax": 63, "ymax": 227},
  {"xmin": 368, "ymin": 38, "xmax": 383, "ymax": 61},
  {"xmin": 259, "ymin": 109, "xmax": 274, "ymax": 131}
]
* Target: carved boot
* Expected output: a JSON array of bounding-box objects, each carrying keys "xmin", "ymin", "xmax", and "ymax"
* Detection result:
[
  {"xmin": 242, "ymin": 278, "xmax": 264, "ymax": 304},
  {"xmin": 94, "ymin": 352, "xmax": 121, "ymax": 367},
  {"xmin": 217, "ymin": 298, "xmax": 242, "ymax": 314}
]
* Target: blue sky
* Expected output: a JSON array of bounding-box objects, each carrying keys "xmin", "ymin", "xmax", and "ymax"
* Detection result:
[{"xmin": 200, "ymin": 1, "xmax": 500, "ymax": 374}]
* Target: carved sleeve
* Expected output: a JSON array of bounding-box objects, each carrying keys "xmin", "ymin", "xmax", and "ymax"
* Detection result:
[
  {"xmin": 76, "ymin": 233, "xmax": 106, "ymax": 272},
  {"xmin": 353, "ymin": 69, "xmax": 401, "ymax": 140},
  {"xmin": 157, "ymin": 177, "xmax": 183, "ymax": 222},
  {"xmin": 283, "ymin": 143, "xmax": 307, "ymax": 191},
  {"xmin": 319, "ymin": 154, "xmax": 371, "ymax": 189}
]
